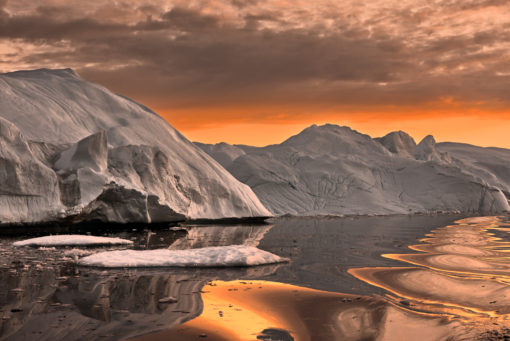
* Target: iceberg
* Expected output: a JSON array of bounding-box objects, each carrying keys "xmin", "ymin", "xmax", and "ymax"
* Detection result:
[
  {"xmin": 0, "ymin": 68, "xmax": 270, "ymax": 224},
  {"xmin": 197, "ymin": 124, "xmax": 510, "ymax": 216}
]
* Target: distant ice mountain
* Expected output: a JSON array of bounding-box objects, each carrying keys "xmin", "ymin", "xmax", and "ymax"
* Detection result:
[
  {"xmin": 0, "ymin": 68, "xmax": 270, "ymax": 224},
  {"xmin": 196, "ymin": 124, "xmax": 510, "ymax": 216}
]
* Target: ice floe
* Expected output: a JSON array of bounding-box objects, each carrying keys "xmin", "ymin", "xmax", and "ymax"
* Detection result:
[
  {"xmin": 13, "ymin": 235, "xmax": 133, "ymax": 247},
  {"xmin": 77, "ymin": 245, "xmax": 288, "ymax": 268}
]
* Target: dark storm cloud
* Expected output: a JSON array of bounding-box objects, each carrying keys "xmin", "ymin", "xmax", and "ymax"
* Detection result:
[{"xmin": 1, "ymin": 0, "xmax": 510, "ymax": 123}]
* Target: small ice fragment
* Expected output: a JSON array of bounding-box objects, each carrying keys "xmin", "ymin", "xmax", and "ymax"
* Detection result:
[{"xmin": 13, "ymin": 235, "xmax": 133, "ymax": 247}]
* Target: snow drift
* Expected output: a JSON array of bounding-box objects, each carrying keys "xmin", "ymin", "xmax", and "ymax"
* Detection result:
[
  {"xmin": 0, "ymin": 68, "xmax": 270, "ymax": 224},
  {"xmin": 197, "ymin": 124, "xmax": 510, "ymax": 216}
]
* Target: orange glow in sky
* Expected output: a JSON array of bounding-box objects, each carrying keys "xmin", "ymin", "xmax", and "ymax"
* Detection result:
[
  {"xmin": 159, "ymin": 107, "xmax": 510, "ymax": 148},
  {"xmin": 2, "ymin": 0, "xmax": 510, "ymax": 148}
]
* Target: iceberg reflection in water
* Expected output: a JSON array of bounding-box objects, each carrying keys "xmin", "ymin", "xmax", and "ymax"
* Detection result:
[{"xmin": 0, "ymin": 224, "xmax": 279, "ymax": 340}]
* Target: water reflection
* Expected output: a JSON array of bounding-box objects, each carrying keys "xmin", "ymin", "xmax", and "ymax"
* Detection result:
[
  {"xmin": 134, "ymin": 280, "xmax": 466, "ymax": 341},
  {"xmin": 3, "ymin": 216, "xmax": 501, "ymax": 340},
  {"xmin": 349, "ymin": 216, "xmax": 510, "ymax": 329},
  {"xmin": 169, "ymin": 224, "xmax": 273, "ymax": 249},
  {"xmin": 0, "ymin": 255, "xmax": 282, "ymax": 340},
  {"xmin": 133, "ymin": 216, "xmax": 510, "ymax": 340},
  {"xmin": 0, "ymin": 224, "xmax": 278, "ymax": 340}
]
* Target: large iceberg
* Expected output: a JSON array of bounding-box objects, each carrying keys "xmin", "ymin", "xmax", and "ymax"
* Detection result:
[
  {"xmin": 197, "ymin": 124, "xmax": 510, "ymax": 216},
  {"xmin": 0, "ymin": 68, "xmax": 270, "ymax": 224}
]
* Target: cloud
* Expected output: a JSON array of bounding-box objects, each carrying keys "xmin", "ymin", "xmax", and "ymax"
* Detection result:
[{"xmin": 1, "ymin": 0, "xmax": 510, "ymax": 127}]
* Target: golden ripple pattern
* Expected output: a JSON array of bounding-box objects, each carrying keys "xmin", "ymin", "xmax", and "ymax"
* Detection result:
[{"xmin": 349, "ymin": 215, "xmax": 510, "ymax": 327}]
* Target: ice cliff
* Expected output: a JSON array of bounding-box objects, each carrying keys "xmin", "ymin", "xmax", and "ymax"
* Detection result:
[
  {"xmin": 197, "ymin": 124, "xmax": 510, "ymax": 216},
  {"xmin": 0, "ymin": 68, "xmax": 270, "ymax": 224}
]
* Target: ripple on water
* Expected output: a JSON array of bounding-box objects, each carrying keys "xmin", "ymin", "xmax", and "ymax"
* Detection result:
[{"xmin": 349, "ymin": 215, "xmax": 510, "ymax": 335}]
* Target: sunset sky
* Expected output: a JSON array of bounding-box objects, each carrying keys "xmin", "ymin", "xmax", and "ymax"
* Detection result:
[{"xmin": 1, "ymin": 0, "xmax": 510, "ymax": 147}]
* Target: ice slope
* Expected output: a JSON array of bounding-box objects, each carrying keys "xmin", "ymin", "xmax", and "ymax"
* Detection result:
[
  {"xmin": 194, "ymin": 142, "xmax": 246, "ymax": 169},
  {"xmin": 0, "ymin": 68, "xmax": 270, "ymax": 223},
  {"xmin": 0, "ymin": 117, "xmax": 61, "ymax": 222},
  {"xmin": 197, "ymin": 124, "xmax": 509, "ymax": 216},
  {"xmin": 437, "ymin": 142, "xmax": 510, "ymax": 198}
]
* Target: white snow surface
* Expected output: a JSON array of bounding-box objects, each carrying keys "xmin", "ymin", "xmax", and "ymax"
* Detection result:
[
  {"xmin": 77, "ymin": 245, "xmax": 288, "ymax": 268},
  {"xmin": 0, "ymin": 68, "xmax": 270, "ymax": 223},
  {"xmin": 197, "ymin": 124, "xmax": 510, "ymax": 216},
  {"xmin": 437, "ymin": 142, "xmax": 510, "ymax": 194},
  {"xmin": 13, "ymin": 234, "xmax": 133, "ymax": 247}
]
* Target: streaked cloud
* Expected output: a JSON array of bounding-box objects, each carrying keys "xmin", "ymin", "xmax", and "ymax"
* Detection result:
[{"xmin": 1, "ymin": 0, "xmax": 510, "ymax": 145}]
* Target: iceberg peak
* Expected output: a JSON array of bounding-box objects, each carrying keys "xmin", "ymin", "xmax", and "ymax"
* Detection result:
[
  {"xmin": 414, "ymin": 134, "xmax": 451, "ymax": 162},
  {"xmin": 375, "ymin": 130, "xmax": 417, "ymax": 157},
  {"xmin": 2, "ymin": 68, "xmax": 80, "ymax": 79}
]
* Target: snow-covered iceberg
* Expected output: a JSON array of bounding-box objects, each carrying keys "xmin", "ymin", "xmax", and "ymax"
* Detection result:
[
  {"xmin": 0, "ymin": 68, "xmax": 270, "ymax": 224},
  {"xmin": 436, "ymin": 142, "xmax": 510, "ymax": 197},
  {"xmin": 77, "ymin": 245, "xmax": 288, "ymax": 268},
  {"xmin": 196, "ymin": 124, "xmax": 510, "ymax": 216},
  {"xmin": 13, "ymin": 235, "xmax": 133, "ymax": 247}
]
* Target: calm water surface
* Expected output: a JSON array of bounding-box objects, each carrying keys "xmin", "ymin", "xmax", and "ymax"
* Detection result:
[{"xmin": 2, "ymin": 214, "xmax": 504, "ymax": 340}]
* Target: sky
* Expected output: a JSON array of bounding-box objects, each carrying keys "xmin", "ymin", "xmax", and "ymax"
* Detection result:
[{"xmin": 1, "ymin": 0, "xmax": 510, "ymax": 147}]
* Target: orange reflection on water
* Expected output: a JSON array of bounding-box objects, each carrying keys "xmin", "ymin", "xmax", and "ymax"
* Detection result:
[
  {"xmin": 132, "ymin": 279, "xmax": 464, "ymax": 341},
  {"xmin": 173, "ymin": 280, "xmax": 296, "ymax": 340},
  {"xmin": 349, "ymin": 216, "xmax": 510, "ymax": 327},
  {"xmin": 131, "ymin": 216, "xmax": 510, "ymax": 340},
  {"xmin": 134, "ymin": 280, "xmax": 348, "ymax": 341}
]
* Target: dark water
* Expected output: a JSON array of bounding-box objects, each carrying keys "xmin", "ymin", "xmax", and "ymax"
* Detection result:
[{"xmin": 0, "ymin": 214, "xmax": 467, "ymax": 340}]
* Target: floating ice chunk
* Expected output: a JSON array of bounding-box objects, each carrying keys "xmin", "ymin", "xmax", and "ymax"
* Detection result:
[
  {"xmin": 13, "ymin": 235, "xmax": 133, "ymax": 247},
  {"xmin": 77, "ymin": 245, "xmax": 288, "ymax": 268}
]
